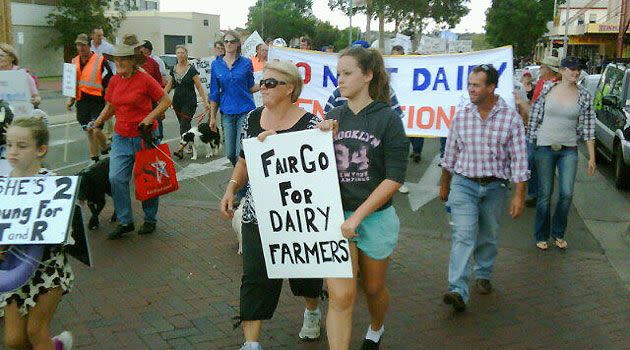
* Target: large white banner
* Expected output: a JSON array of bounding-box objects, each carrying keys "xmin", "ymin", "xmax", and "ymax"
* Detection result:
[
  {"xmin": 0, "ymin": 70, "xmax": 33, "ymax": 116},
  {"xmin": 242, "ymin": 129, "xmax": 352, "ymax": 279},
  {"xmin": 269, "ymin": 46, "xmax": 515, "ymax": 137},
  {"xmin": 0, "ymin": 176, "xmax": 79, "ymax": 245}
]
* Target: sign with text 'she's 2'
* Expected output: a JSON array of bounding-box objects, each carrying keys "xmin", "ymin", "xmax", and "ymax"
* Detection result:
[
  {"xmin": 243, "ymin": 129, "xmax": 352, "ymax": 278},
  {"xmin": 0, "ymin": 176, "xmax": 79, "ymax": 244}
]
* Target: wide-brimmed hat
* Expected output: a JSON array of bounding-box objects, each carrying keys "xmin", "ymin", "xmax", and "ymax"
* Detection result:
[
  {"xmin": 541, "ymin": 56, "xmax": 560, "ymax": 72},
  {"xmin": 74, "ymin": 33, "xmax": 89, "ymax": 45},
  {"xmin": 111, "ymin": 44, "xmax": 136, "ymax": 57}
]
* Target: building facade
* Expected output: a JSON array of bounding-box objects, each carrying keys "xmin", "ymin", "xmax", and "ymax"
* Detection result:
[{"xmin": 115, "ymin": 11, "xmax": 221, "ymax": 58}]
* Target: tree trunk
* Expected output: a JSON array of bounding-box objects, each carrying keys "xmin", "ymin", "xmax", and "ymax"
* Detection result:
[
  {"xmin": 366, "ymin": 8, "xmax": 372, "ymax": 42},
  {"xmin": 378, "ymin": 10, "xmax": 385, "ymax": 51}
]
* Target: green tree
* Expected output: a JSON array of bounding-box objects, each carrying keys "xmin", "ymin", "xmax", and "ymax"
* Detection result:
[
  {"xmin": 47, "ymin": 0, "xmax": 125, "ymax": 61},
  {"xmin": 247, "ymin": 0, "xmax": 317, "ymax": 43},
  {"xmin": 485, "ymin": 0, "xmax": 558, "ymax": 56}
]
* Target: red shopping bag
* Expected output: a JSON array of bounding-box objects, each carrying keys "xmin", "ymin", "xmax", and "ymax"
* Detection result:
[{"xmin": 133, "ymin": 143, "xmax": 179, "ymax": 201}]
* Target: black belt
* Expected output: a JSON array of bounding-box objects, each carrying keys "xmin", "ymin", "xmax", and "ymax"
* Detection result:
[{"xmin": 465, "ymin": 176, "xmax": 505, "ymax": 185}]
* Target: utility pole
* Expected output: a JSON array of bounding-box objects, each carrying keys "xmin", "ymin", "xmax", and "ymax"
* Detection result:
[
  {"xmin": 348, "ymin": 0, "xmax": 353, "ymax": 47},
  {"xmin": 563, "ymin": 0, "xmax": 571, "ymax": 58},
  {"xmin": 617, "ymin": 0, "xmax": 629, "ymax": 57},
  {"xmin": 0, "ymin": 0, "xmax": 12, "ymax": 44},
  {"xmin": 261, "ymin": 0, "xmax": 265, "ymax": 39}
]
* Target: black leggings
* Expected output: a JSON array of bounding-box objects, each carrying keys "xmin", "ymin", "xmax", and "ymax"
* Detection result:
[{"xmin": 240, "ymin": 222, "xmax": 323, "ymax": 321}]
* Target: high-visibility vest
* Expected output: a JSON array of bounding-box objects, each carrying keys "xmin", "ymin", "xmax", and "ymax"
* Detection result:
[{"xmin": 72, "ymin": 53, "xmax": 105, "ymax": 100}]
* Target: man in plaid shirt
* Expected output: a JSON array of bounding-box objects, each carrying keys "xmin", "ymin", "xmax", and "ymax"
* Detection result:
[{"xmin": 439, "ymin": 65, "xmax": 530, "ymax": 312}]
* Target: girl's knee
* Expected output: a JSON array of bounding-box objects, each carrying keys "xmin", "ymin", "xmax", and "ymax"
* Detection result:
[
  {"xmin": 26, "ymin": 323, "xmax": 50, "ymax": 345},
  {"xmin": 362, "ymin": 281, "xmax": 386, "ymax": 297},
  {"xmin": 328, "ymin": 287, "xmax": 356, "ymax": 311},
  {"xmin": 4, "ymin": 332, "xmax": 28, "ymax": 350}
]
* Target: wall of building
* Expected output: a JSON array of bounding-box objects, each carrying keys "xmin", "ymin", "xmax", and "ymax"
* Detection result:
[
  {"xmin": 10, "ymin": 2, "xmax": 63, "ymax": 77},
  {"xmin": 116, "ymin": 11, "xmax": 221, "ymax": 58}
]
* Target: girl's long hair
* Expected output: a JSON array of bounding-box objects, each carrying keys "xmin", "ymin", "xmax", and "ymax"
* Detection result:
[{"xmin": 339, "ymin": 47, "xmax": 390, "ymax": 104}]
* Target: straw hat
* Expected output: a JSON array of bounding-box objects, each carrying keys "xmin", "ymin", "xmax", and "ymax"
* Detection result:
[
  {"xmin": 541, "ymin": 56, "xmax": 560, "ymax": 72},
  {"xmin": 74, "ymin": 33, "xmax": 89, "ymax": 45},
  {"xmin": 111, "ymin": 44, "xmax": 136, "ymax": 57}
]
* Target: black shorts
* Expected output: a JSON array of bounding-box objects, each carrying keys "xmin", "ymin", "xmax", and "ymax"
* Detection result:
[
  {"xmin": 240, "ymin": 222, "xmax": 323, "ymax": 321},
  {"xmin": 76, "ymin": 94, "xmax": 105, "ymax": 129}
]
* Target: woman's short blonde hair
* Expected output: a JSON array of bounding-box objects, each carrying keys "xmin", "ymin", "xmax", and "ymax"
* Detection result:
[
  {"xmin": 264, "ymin": 60, "xmax": 303, "ymax": 103},
  {"xmin": 0, "ymin": 43, "xmax": 19, "ymax": 66},
  {"xmin": 175, "ymin": 45, "xmax": 188, "ymax": 54}
]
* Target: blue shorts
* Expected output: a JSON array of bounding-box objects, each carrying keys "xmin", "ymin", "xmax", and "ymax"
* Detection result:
[{"xmin": 344, "ymin": 206, "xmax": 400, "ymax": 260}]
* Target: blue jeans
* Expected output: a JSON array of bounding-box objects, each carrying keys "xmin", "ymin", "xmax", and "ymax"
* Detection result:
[
  {"xmin": 447, "ymin": 174, "xmax": 507, "ymax": 303},
  {"xmin": 527, "ymin": 141, "xmax": 537, "ymax": 198},
  {"xmin": 222, "ymin": 112, "xmax": 249, "ymax": 199},
  {"xmin": 439, "ymin": 137, "xmax": 447, "ymax": 158},
  {"xmin": 109, "ymin": 133, "xmax": 159, "ymax": 225},
  {"xmin": 534, "ymin": 146, "xmax": 578, "ymax": 241}
]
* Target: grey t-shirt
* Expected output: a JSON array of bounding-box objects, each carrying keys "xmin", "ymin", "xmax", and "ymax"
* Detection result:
[
  {"xmin": 327, "ymin": 101, "xmax": 409, "ymax": 212},
  {"xmin": 537, "ymin": 94, "xmax": 580, "ymax": 147}
]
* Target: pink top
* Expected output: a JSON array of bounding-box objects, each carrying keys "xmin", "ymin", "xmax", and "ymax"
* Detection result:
[{"xmin": 12, "ymin": 65, "xmax": 38, "ymax": 97}]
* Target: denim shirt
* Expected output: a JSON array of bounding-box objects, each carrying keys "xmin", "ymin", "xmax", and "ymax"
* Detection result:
[{"xmin": 209, "ymin": 55, "xmax": 256, "ymax": 115}]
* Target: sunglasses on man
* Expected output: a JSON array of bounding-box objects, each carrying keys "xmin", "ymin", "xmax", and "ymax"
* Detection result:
[{"xmin": 259, "ymin": 78, "xmax": 287, "ymax": 89}]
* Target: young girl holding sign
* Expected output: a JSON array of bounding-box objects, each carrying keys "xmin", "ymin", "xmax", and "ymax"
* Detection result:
[
  {"xmin": 1, "ymin": 117, "xmax": 74, "ymax": 350},
  {"xmin": 319, "ymin": 47, "xmax": 409, "ymax": 350}
]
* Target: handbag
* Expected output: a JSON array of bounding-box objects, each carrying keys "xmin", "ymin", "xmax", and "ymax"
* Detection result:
[{"xmin": 133, "ymin": 139, "xmax": 178, "ymax": 201}]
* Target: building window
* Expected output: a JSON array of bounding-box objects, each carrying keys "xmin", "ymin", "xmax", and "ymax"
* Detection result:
[
  {"xmin": 589, "ymin": 14, "xmax": 597, "ymax": 24},
  {"xmin": 577, "ymin": 14, "xmax": 585, "ymax": 25},
  {"xmin": 187, "ymin": 36, "xmax": 193, "ymax": 44},
  {"xmin": 204, "ymin": 19, "xmax": 209, "ymax": 26}
]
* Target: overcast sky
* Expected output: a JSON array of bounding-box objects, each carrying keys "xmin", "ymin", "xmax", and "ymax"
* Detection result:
[{"xmin": 161, "ymin": 0, "xmax": 491, "ymax": 34}]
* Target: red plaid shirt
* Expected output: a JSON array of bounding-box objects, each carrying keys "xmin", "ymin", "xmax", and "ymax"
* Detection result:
[{"xmin": 441, "ymin": 96, "xmax": 530, "ymax": 183}]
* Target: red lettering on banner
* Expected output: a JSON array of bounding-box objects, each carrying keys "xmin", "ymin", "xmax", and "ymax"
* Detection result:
[
  {"xmin": 417, "ymin": 106, "xmax": 434, "ymax": 129},
  {"xmin": 436, "ymin": 106, "xmax": 455, "ymax": 129},
  {"xmin": 296, "ymin": 62, "xmax": 311, "ymax": 84},
  {"xmin": 294, "ymin": 98, "xmax": 326, "ymax": 119}
]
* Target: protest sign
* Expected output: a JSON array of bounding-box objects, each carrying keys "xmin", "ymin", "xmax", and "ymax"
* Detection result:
[
  {"xmin": 449, "ymin": 40, "xmax": 473, "ymax": 53},
  {"xmin": 0, "ymin": 176, "xmax": 79, "ymax": 245},
  {"xmin": 418, "ymin": 36, "xmax": 447, "ymax": 54},
  {"xmin": 391, "ymin": 33, "xmax": 412, "ymax": 54},
  {"xmin": 243, "ymin": 30, "xmax": 264, "ymax": 59},
  {"xmin": 268, "ymin": 46, "xmax": 515, "ymax": 137},
  {"xmin": 242, "ymin": 129, "xmax": 352, "ymax": 279},
  {"xmin": 0, "ymin": 70, "xmax": 33, "ymax": 116},
  {"xmin": 194, "ymin": 56, "xmax": 214, "ymax": 92},
  {"xmin": 62, "ymin": 63, "xmax": 76, "ymax": 98}
]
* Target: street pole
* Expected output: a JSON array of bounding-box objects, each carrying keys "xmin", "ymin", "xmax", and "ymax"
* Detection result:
[
  {"xmin": 617, "ymin": 0, "xmax": 628, "ymax": 58},
  {"xmin": 261, "ymin": 0, "xmax": 265, "ymax": 39},
  {"xmin": 0, "ymin": 0, "xmax": 12, "ymax": 44},
  {"xmin": 563, "ymin": 0, "xmax": 571, "ymax": 58},
  {"xmin": 348, "ymin": 0, "xmax": 353, "ymax": 47}
]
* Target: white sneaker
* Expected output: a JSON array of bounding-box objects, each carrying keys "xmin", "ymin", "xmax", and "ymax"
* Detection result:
[
  {"xmin": 299, "ymin": 309, "xmax": 321, "ymax": 340},
  {"xmin": 398, "ymin": 185, "xmax": 410, "ymax": 194},
  {"xmin": 239, "ymin": 342, "xmax": 262, "ymax": 350},
  {"xmin": 53, "ymin": 331, "xmax": 73, "ymax": 350}
]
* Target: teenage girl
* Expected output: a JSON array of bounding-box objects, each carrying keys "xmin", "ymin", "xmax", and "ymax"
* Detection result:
[
  {"xmin": 1, "ymin": 117, "xmax": 74, "ymax": 350},
  {"xmin": 319, "ymin": 47, "xmax": 409, "ymax": 350}
]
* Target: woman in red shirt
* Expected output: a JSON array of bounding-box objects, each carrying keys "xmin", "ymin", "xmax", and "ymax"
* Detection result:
[{"xmin": 93, "ymin": 42, "xmax": 172, "ymax": 239}]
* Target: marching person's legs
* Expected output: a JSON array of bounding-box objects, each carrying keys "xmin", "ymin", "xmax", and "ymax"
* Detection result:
[
  {"xmin": 26, "ymin": 287, "xmax": 63, "ymax": 350},
  {"xmin": 551, "ymin": 148, "xmax": 578, "ymax": 242},
  {"xmin": 525, "ymin": 141, "xmax": 538, "ymax": 205},
  {"xmin": 359, "ymin": 253, "xmax": 390, "ymax": 343},
  {"xmin": 326, "ymin": 243, "xmax": 359, "ymax": 350},
  {"xmin": 473, "ymin": 181, "xmax": 507, "ymax": 293},
  {"xmin": 3, "ymin": 302, "xmax": 28, "ymax": 349},
  {"xmin": 534, "ymin": 146, "xmax": 558, "ymax": 243},
  {"xmin": 222, "ymin": 114, "xmax": 239, "ymax": 166},
  {"xmin": 108, "ymin": 133, "xmax": 136, "ymax": 238},
  {"xmin": 445, "ymin": 175, "xmax": 479, "ymax": 310}
]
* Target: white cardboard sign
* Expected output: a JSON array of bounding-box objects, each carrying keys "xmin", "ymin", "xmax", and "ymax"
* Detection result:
[
  {"xmin": 0, "ymin": 70, "xmax": 33, "ymax": 116},
  {"xmin": 62, "ymin": 63, "xmax": 77, "ymax": 98},
  {"xmin": 0, "ymin": 176, "xmax": 79, "ymax": 245},
  {"xmin": 242, "ymin": 30, "xmax": 264, "ymax": 59},
  {"xmin": 242, "ymin": 129, "xmax": 352, "ymax": 278}
]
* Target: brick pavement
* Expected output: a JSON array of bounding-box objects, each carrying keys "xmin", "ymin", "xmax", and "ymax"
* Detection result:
[{"xmin": 3, "ymin": 199, "xmax": 628, "ymax": 350}]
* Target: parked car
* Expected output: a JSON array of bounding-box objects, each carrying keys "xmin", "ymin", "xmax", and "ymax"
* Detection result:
[
  {"xmin": 159, "ymin": 54, "xmax": 197, "ymax": 72},
  {"xmin": 593, "ymin": 63, "xmax": 630, "ymax": 189},
  {"xmin": 579, "ymin": 73, "xmax": 601, "ymax": 97}
]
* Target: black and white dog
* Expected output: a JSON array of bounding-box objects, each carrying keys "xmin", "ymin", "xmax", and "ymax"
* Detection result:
[
  {"xmin": 76, "ymin": 158, "xmax": 116, "ymax": 230},
  {"xmin": 174, "ymin": 122, "xmax": 221, "ymax": 160}
]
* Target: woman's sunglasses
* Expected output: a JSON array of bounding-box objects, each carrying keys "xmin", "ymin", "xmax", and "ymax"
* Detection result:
[
  {"xmin": 224, "ymin": 39, "xmax": 239, "ymax": 44},
  {"xmin": 259, "ymin": 78, "xmax": 287, "ymax": 89}
]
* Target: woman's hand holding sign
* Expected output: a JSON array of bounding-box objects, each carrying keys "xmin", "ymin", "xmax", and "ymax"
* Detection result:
[{"xmin": 317, "ymin": 119, "xmax": 338, "ymax": 135}]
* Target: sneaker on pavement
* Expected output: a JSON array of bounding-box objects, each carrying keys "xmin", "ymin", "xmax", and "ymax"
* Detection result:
[
  {"xmin": 299, "ymin": 309, "xmax": 321, "ymax": 340},
  {"xmin": 360, "ymin": 338, "xmax": 381, "ymax": 350},
  {"xmin": 476, "ymin": 278, "xmax": 493, "ymax": 295},
  {"xmin": 137, "ymin": 221, "xmax": 156, "ymax": 235},
  {"xmin": 239, "ymin": 342, "xmax": 262, "ymax": 350},
  {"xmin": 108, "ymin": 223, "xmax": 134, "ymax": 240},
  {"xmin": 398, "ymin": 185, "xmax": 409, "ymax": 194},
  {"xmin": 53, "ymin": 331, "xmax": 73, "ymax": 350},
  {"xmin": 412, "ymin": 154, "xmax": 422, "ymax": 163},
  {"xmin": 443, "ymin": 291, "xmax": 466, "ymax": 312}
]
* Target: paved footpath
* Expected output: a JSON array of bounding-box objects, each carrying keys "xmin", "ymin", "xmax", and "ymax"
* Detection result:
[{"xmin": 2, "ymin": 196, "xmax": 624, "ymax": 350}]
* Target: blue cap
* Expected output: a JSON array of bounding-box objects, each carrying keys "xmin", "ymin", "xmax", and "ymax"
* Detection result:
[{"xmin": 351, "ymin": 40, "xmax": 370, "ymax": 49}]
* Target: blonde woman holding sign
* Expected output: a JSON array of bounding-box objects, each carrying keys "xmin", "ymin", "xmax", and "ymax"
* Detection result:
[
  {"xmin": 319, "ymin": 47, "xmax": 409, "ymax": 350},
  {"xmin": 219, "ymin": 60, "xmax": 323, "ymax": 350}
]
